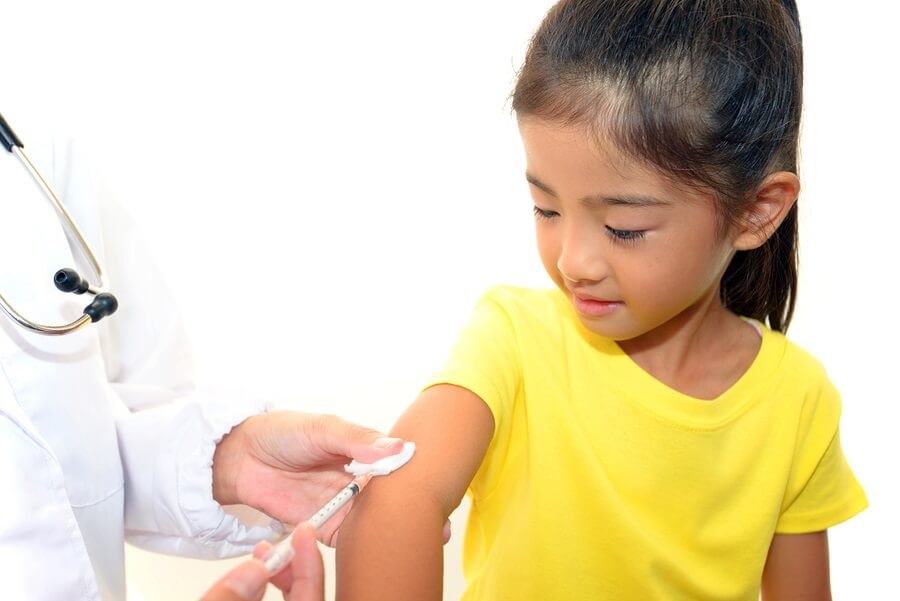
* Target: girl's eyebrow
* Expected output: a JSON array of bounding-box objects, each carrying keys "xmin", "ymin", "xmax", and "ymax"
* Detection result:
[{"xmin": 525, "ymin": 172, "xmax": 669, "ymax": 208}]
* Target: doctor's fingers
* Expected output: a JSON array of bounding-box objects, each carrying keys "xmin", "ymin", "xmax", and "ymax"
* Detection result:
[
  {"xmin": 281, "ymin": 412, "xmax": 406, "ymax": 464},
  {"xmin": 288, "ymin": 524, "xmax": 325, "ymax": 601},
  {"xmin": 254, "ymin": 525, "xmax": 325, "ymax": 601},
  {"xmin": 200, "ymin": 559, "xmax": 269, "ymax": 601}
]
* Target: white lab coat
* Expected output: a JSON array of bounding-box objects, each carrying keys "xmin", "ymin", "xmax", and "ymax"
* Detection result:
[{"xmin": 0, "ymin": 123, "xmax": 281, "ymax": 600}]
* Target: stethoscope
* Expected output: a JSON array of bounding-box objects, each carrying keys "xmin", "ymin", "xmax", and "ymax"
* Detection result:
[{"xmin": 0, "ymin": 113, "xmax": 118, "ymax": 335}]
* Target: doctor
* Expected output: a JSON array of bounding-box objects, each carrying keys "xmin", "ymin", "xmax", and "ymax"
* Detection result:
[{"xmin": 0, "ymin": 116, "xmax": 405, "ymax": 600}]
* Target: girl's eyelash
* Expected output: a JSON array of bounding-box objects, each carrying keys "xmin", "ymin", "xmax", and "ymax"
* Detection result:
[
  {"xmin": 533, "ymin": 207, "xmax": 645, "ymax": 244},
  {"xmin": 605, "ymin": 226, "xmax": 646, "ymax": 244},
  {"xmin": 533, "ymin": 206, "xmax": 559, "ymax": 220}
]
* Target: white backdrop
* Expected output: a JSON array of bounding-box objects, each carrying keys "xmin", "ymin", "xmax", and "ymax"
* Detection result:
[{"xmin": 4, "ymin": 1, "xmax": 898, "ymax": 599}]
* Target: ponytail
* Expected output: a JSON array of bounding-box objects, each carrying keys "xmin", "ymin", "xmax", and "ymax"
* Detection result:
[
  {"xmin": 779, "ymin": 0, "xmax": 801, "ymax": 38},
  {"xmin": 720, "ymin": 0, "xmax": 802, "ymax": 332}
]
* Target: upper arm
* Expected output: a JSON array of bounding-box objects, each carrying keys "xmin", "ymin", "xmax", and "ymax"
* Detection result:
[
  {"xmin": 761, "ymin": 531, "xmax": 832, "ymax": 601},
  {"xmin": 389, "ymin": 383, "xmax": 495, "ymax": 513},
  {"xmin": 335, "ymin": 384, "xmax": 494, "ymax": 601}
]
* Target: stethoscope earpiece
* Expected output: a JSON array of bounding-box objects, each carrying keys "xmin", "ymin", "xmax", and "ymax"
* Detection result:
[
  {"xmin": 53, "ymin": 269, "xmax": 119, "ymax": 323},
  {"xmin": 84, "ymin": 293, "xmax": 118, "ymax": 323},
  {"xmin": 54, "ymin": 268, "xmax": 91, "ymax": 294}
]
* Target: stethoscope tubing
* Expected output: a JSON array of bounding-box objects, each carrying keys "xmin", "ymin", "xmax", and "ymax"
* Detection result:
[
  {"xmin": 0, "ymin": 112, "xmax": 117, "ymax": 335},
  {"xmin": 13, "ymin": 145, "xmax": 109, "ymax": 294}
]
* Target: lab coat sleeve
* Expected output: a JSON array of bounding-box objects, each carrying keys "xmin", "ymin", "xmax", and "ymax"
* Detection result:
[{"xmin": 52, "ymin": 136, "xmax": 284, "ymax": 558}]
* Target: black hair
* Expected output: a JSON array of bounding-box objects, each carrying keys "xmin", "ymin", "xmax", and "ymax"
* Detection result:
[{"xmin": 513, "ymin": 0, "xmax": 803, "ymax": 331}]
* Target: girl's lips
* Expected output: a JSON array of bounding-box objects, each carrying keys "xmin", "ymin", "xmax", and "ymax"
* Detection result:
[{"xmin": 572, "ymin": 295, "xmax": 622, "ymax": 317}]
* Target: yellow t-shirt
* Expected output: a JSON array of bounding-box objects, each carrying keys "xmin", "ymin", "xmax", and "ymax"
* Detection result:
[{"xmin": 428, "ymin": 286, "xmax": 867, "ymax": 601}]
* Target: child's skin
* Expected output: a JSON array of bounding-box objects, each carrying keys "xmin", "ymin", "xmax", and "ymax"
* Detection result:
[{"xmin": 334, "ymin": 118, "xmax": 831, "ymax": 600}]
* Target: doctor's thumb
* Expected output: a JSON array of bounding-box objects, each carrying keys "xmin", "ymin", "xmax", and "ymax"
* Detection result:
[{"xmin": 200, "ymin": 559, "xmax": 268, "ymax": 601}]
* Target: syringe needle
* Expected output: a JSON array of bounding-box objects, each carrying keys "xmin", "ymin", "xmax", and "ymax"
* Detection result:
[
  {"xmin": 262, "ymin": 474, "xmax": 372, "ymax": 574},
  {"xmin": 258, "ymin": 441, "xmax": 415, "ymax": 575}
]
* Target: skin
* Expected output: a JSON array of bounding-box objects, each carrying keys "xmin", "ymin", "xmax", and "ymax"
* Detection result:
[
  {"xmin": 335, "ymin": 118, "xmax": 825, "ymax": 599},
  {"xmin": 762, "ymin": 531, "xmax": 832, "ymax": 601}
]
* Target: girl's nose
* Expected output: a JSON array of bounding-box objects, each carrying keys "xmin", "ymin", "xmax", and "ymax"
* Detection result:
[{"xmin": 557, "ymin": 227, "xmax": 609, "ymax": 285}]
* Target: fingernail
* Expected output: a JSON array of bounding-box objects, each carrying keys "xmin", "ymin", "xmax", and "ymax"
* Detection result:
[
  {"xmin": 374, "ymin": 436, "xmax": 403, "ymax": 450},
  {"xmin": 222, "ymin": 562, "xmax": 267, "ymax": 599}
]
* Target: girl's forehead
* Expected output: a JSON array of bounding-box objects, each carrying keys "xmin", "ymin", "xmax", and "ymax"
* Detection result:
[
  {"xmin": 519, "ymin": 118, "xmax": 661, "ymax": 182},
  {"xmin": 518, "ymin": 117, "xmax": 715, "ymax": 206}
]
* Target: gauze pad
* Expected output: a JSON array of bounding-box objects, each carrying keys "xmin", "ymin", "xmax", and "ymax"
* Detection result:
[{"xmin": 345, "ymin": 441, "xmax": 416, "ymax": 476}]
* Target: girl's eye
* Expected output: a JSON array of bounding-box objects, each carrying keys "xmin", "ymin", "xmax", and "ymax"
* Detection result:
[
  {"xmin": 605, "ymin": 226, "xmax": 646, "ymax": 243},
  {"xmin": 533, "ymin": 206, "xmax": 559, "ymax": 220}
]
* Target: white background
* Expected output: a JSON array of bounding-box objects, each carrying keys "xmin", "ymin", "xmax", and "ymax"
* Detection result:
[{"xmin": 4, "ymin": 1, "xmax": 898, "ymax": 599}]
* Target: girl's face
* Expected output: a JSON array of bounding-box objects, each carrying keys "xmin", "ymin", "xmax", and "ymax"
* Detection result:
[{"xmin": 519, "ymin": 119, "xmax": 738, "ymax": 342}]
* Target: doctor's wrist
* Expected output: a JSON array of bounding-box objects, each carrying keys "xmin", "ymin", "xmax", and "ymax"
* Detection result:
[{"xmin": 212, "ymin": 419, "xmax": 252, "ymax": 506}]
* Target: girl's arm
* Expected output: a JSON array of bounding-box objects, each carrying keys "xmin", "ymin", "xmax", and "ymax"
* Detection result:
[
  {"xmin": 335, "ymin": 384, "xmax": 495, "ymax": 601},
  {"xmin": 761, "ymin": 531, "xmax": 832, "ymax": 601}
]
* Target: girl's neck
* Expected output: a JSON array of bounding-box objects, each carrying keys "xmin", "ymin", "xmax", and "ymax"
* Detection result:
[{"xmin": 617, "ymin": 289, "xmax": 761, "ymax": 400}]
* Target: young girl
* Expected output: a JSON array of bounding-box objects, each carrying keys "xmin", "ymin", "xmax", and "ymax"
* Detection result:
[{"xmin": 336, "ymin": 1, "xmax": 867, "ymax": 599}]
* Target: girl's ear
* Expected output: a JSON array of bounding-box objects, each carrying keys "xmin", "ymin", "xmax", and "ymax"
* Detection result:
[{"xmin": 732, "ymin": 171, "xmax": 800, "ymax": 251}]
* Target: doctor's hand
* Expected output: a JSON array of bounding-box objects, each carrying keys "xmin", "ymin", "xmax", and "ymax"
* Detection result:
[
  {"xmin": 201, "ymin": 524, "xmax": 322, "ymax": 601},
  {"xmin": 212, "ymin": 411, "xmax": 405, "ymax": 545}
]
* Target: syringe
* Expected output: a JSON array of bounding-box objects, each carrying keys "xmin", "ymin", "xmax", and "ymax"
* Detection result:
[
  {"xmin": 261, "ymin": 473, "xmax": 372, "ymax": 573},
  {"xmin": 260, "ymin": 441, "xmax": 416, "ymax": 574}
]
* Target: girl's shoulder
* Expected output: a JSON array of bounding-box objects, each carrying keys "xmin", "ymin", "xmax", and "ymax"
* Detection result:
[
  {"xmin": 759, "ymin": 327, "xmax": 842, "ymax": 420},
  {"xmin": 481, "ymin": 284, "xmax": 560, "ymax": 304},
  {"xmin": 762, "ymin": 326, "xmax": 830, "ymax": 382},
  {"xmin": 476, "ymin": 285, "xmax": 573, "ymax": 330}
]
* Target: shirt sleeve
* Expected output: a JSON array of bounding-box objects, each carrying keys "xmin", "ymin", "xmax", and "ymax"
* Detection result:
[
  {"xmin": 423, "ymin": 288, "xmax": 522, "ymax": 498},
  {"xmin": 54, "ymin": 136, "xmax": 283, "ymax": 557},
  {"xmin": 775, "ymin": 374, "xmax": 867, "ymax": 534},
  {"xmin": 116, "ymin": 392, "xmax": 285, "ymax": 558}
]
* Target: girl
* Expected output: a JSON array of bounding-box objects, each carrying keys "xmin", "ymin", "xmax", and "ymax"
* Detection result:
[{"xmin": 336, "ymin": 1, "xmax": 867, "ymax": 599}]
